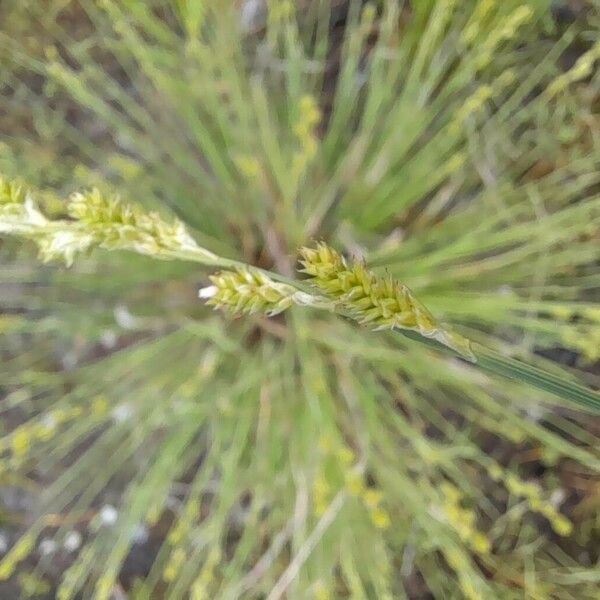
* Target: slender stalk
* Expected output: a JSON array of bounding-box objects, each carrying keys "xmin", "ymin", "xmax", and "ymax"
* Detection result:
[
  {"xmin": 166, "ymin": 248, "xmax": 316, "ymax": 293},
  {"xmin": 473, "ymin": 343, "xmax": 600, "ymax": 413},
  {"xmin": 399, "ymin": 331, "xmax": 600, "ymax": 414}
]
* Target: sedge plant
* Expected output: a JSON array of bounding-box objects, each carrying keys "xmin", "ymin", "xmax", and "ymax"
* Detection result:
[{"xmin": 0, "ymin": 1, "xmax": 600, "ymax": 599}]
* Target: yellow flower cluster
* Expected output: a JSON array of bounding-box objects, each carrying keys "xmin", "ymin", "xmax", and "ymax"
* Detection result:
[
  {"xmin": 363, "ymin": 488, "xmax": 391, "ymax": 530},
  {"xmin": 439, "ymin": 483, "xmax": 491, "ymax": 554},
  {"xmin": 312, "ymin": 470, "xmax": 332, "ymax": 517},
  {"xmin": 299, "ymin": 243, "xmax": 474, "ymax": 360},
  {"xmin": 486, "ymin": 461, "xmax": 573, "ymax": 536},
  {"xmin": 442, "ymin": 152, "xmax": 466, "ymax": 178},
  {"xmin": 145, "ymin": 504, "xmax": 164, "ymax": 527},
  {"xmin": 313, "ymin": 435, "xmax": 391, "ymax": 529},
  {"xmin": 313, "ymin": 436, "xmax": 349, "ymax": 515},
  {"xmin": 562, "ymin": 326, "xmax": 600, "ymax": 364},
  {"xmin": 162, "ymin": 492, "xmax": 215, "ymax": 591},
  {"xmin": 57, "ymin": 545, "xmax": 94, "ymax": 600},
  {"xmin": 545, "ymin": 305, "xmax": 600, "ymax": 363},
  {"xmin": 167, "ymin": 498, "xmax": 200, "ymax": 546},
  {"xmin": 163, "ymin": 547, "xmax": 187, "ymax": 583},
  {"xmin": 546, "ymin": 41, "xmax": 600, "ymax": 97},
  {"xmin": 1, "ymin": 399, "xmax": 109, "ymax": 467},
  {"xmin": 450, "ymin": 70, "xmax": 516, "ymax": 134},
  {"xmin": 312, "ymin": 435, "xmax": 344, "ymax": 517},
  {"xmin": 235, "ymin": 155, "xmax": 262, "ymax": 180},
  {"xmin": 0, "ymin": 533, "xmax": 37, "ymax": 580},
  {"xmin": 460, "ymin": 0, "xmax": 496, "ymax": 47},
  {"xmin": 95, "ymin": 574, "xmax": 117, "ymax": 600},
  {"xmin": 473, "ymin": 6, "xmax": 534, "ymax": 71},
  {"xmin": 505, "ymin": 473, "xmax": 573, "ymax": 536},
  {"xmin": 444, "ymin": 546, "xmax": 488, "ymax": 600},
  {"xmin": 291, "ymin": 95, "xmax": 321, "ymax": 184},
  {"xmin": 548, "ymin": 305, "xmax": 600, "ymax": 323},
  {"xmin": 190, "ymin": 549, "xmax": 220, "ymax": 600},
  {"xmin": 18, "ymin": 573, "xmax": 52, "ymax": 597}
]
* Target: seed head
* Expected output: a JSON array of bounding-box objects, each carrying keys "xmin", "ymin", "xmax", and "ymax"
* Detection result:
[
  {"xmin": 200, "ymin": 267, "xmax": 324, "ymax": 317},
  {"xmin": 299, "ymin": 243, "xmax": 474, "ymax": 360},
  {"xmin": 66, "ymin": 189, "xmax": 211, "ymax": 259},
  {"xmin": 1, "ymin": 177, "xmax": 217, "ymax": 266}
]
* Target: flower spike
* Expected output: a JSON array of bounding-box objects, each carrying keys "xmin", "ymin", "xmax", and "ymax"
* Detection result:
[
  {"xmin": 200, "ymin": 267, "xmax": 327, "ymax": 317},
  {"xmin": 0, "ymin": 176, "xmax": 217, "ymax": 266},
  {"xmin": 299, "ymin": 243, "xmax": 475, "ymax": 361}
]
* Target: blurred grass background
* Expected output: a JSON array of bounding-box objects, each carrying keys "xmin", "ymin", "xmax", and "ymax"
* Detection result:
[{"xmin": 0, "ymin": 1, "xmax": 599, "ymax": 598}]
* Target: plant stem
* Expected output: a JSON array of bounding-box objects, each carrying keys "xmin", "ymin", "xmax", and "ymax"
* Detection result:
[{"xmin": 399, "ymin": 331, "xmax": 600, "ymax": 414}]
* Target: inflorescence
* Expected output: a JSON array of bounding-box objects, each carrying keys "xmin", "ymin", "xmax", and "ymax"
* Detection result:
[
  {"xmin": 299, "ymin": 243, "xmax": 474, "ymax": 360},
  {"xmin": 199, "ymin": 268, "xmax": 325, "ymax": 317},
  {"xmin": 0, "ymin": 176, "xmax": 216, "ymax": 266}
]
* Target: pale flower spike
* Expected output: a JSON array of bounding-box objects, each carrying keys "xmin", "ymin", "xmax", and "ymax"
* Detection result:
[
  {"xmin": 0, "ymin": 175, "xmax": 217, "ymax": 266},
  {"xmin": 299, "ymin": 243, "xmax": 475, "ymax": 361},
  {"xmin": 200, "ymin": 268, "xmax": 326, "ymax": 317},
  {"xmin": 64, "ymin": 189, "xmax": 214, "ymax": 261}
]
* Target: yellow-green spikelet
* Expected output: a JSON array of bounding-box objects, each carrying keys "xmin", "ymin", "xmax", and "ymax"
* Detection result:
[
  {"xmin": 299, "ymin": 243, "xmax": 474, "ymax": 360},
  {"xmin": 205, "ymin": 268, "xmax": 296, "ymax": 316}
]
